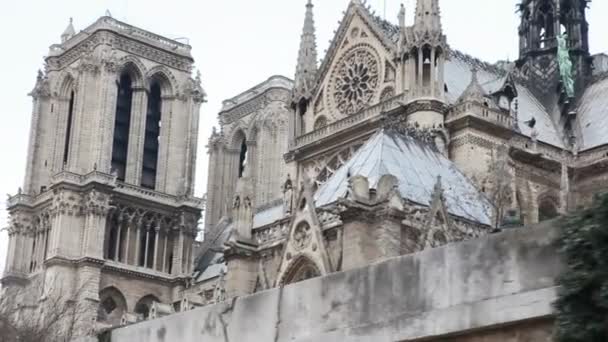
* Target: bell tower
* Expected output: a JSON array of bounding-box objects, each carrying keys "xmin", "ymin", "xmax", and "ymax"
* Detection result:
[
  {"xmin": 3, "ymin": 16, "xmax": 205, "ymax": 334},
  {"xmin": 517, "ymin": 0, "xmax": 592, "ymax": 106}
]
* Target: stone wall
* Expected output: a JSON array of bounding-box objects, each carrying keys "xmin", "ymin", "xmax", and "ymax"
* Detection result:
[{"xmin": 109, "ymin": 222, "xmax": 561, "ymax": 342}]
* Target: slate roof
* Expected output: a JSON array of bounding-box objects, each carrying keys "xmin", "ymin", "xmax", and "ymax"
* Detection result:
[
  {"xmin": 253, "ymin": 205, "xmax": 284, "ymax": 228},
  {"xmin": 314, "ymin": 129, "xmax": 494, "ymax": 225},
  {"xmin": 444, "ymin": 52, "xmax": 565, "ymax": 148},
  {"xmin": 193, "ymin": 222, "xmax": 232, "ymax": 281},
  {"xmin": 577, "ymin": 76, "xmax": 608, "ymax": 150}
]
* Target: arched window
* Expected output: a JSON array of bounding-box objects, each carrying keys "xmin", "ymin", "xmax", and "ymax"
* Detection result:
[
  {"xmin": 104, "ymin": 215, "xmax": 120, "ymax": 261},
  {"xmin": 281, "ymin": 256, "xmax": 321, "ymax": 286},
  {"xmin": 537, "ymin": 2, "xmax": 555, "ymax": 47},
  {"xmin": 63, "ymin": 91, "xmax": 76, "ymax": 165},
  {"xmin": 314, "ymin": 116, "xmax": 328, "ymax": 130},
  {"xmin": 141, "ymin": 82, "xmax": 162, "ymax": 189},
  {"xmin": 112, "ymin": 73, "xmax": 134, "ymax": 181},
  {"xmin": 538, "ymin": 197, "xmax": 559, "ymax": 222},
  {"xmin": 422, "ymin": 46, "xmax": 432, "ymax": 87},
  {"xmin": 238, "ymin": 137, "xmax": 248, "ymax": 178},
  {"xmin": 134, "ymin": 295, "xmax": 160, "ymax": 320},
  {"xmin": 298, "ymin": 99, "xmax": 307, "ymax": 135},
  {"xmin": 98, "ymin": 287, "xmax": 128, "ymax": 326}
]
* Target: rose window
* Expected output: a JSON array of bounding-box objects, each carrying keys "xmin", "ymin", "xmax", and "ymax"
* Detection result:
[{"xmin": 333, "ymin": 48, "xmax": 379, "ymax": 115}]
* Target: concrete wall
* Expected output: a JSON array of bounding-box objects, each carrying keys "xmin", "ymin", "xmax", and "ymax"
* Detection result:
[{"xmin": 110, "ymin": 222, "xmax": 562, "ymax": 342}]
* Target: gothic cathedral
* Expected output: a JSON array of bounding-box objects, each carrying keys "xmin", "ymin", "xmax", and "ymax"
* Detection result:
[{"xmin": 3, "ymin": 0, "xmax": 608, "ymax": 338}]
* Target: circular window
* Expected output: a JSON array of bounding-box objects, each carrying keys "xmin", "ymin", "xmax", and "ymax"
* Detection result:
[{"xmin": 333, "ymin": 47, "xmax": 380, "ymax": 115}]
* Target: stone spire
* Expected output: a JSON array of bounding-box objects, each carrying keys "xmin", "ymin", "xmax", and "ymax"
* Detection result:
[
  {"xmin": 61, "ymin": 18, "xmax": 76, "ymax": 43},
  {"xmin": 292, "ymin": 0, "xmax": 318, "ymax": 103},
  {"xmin": 414, "ymin": 0, "xmax": 442, "ymax": 36}
]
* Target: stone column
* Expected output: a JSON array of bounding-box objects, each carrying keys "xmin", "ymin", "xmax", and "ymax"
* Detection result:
[
  {"xmin": 143, "ymin": 223, "xmax": 151, "ymax": 268},
  {"xmin": 172, "ymin": 229, "xmax": 184, "ymax": 275},
  {"xmin": 153, "ymin": 226, "xmax": 160, "ymax": 271},
  {"xmin": 417, "ymin": 50, "xmax": 423, "ymax": 88},
  {"xmin": 162, "ymin": 231, "xmax": 169, "ymax": 273},
  {"xmin": 155, "ymin": 96, "xmax": 174, "ymax": 193},
  {"xmin": 125, "ymin": 87, "xmax": 147, "ymax": 185},
  {"xmin": 135, "ymin": 221, "xmax": 142, "ymax": 266},
  {"xmin": 124, "ymin": 221, "xmax": 131, "ymax": 265},
  {"xmin": 430, "ymin": 47, "xmax": 436, "ymax": 96},
  {"xmin": 114, "ymin": 217, "xmax": 123, "ymax": 261}
]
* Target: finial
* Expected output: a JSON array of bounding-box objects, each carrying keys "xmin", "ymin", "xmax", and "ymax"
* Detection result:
[
  {"xmin": 398, "ymin": 3, "xmax": 406, "ymax": 27},
  {"xmin": 61, "ymin": 17, "xmax": 76, "ymax": 43},
  {"xmin": 105, "ymin": 10, "xmax": 112, "ymax": 17}
]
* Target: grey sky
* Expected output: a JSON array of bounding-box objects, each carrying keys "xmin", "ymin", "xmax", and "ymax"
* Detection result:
[{"xmin": 1, "ymin": 0, "xmax": 607, "ymax": 273}]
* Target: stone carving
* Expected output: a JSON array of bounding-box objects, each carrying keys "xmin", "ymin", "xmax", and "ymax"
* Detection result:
[
  {"xmin": 282, "ymin": 175, "xmax": 294, "ymax": 215},
  {"xmin": 292, "ymin": 222, "xmax": 312, "ymax": 251},
  {"xmin": 333, "ymin": 48, "xmax": 379, "ymax": 115}
]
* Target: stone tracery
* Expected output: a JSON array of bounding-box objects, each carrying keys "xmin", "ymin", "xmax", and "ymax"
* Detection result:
[{"xmin": 333, "ymin": 47, "xmax": 380, "ymax": 115}]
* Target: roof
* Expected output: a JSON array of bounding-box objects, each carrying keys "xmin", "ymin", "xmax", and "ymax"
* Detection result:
[
  {"xmin": 220, "ymin": 76, "xmax": 294, "ymax": 112},
  {"xmin": 253, "ymin": 205, "xmax": 284, "ymax": 228},
  {"xmin": 314, "ymin": 129, "xmax": 493, "ymax": 225},
  {"xmin": 445, "ymin": 52, "xmax": 565, "ymax": 148},
  {"xmin": 353, "ymin": 14, "xmax": 565, "ymax": 149},
  {"xmin": 577, "ymin": 76, "xmax": 608, "ymax": 150},
  {"xmin": 193, "ymin": 222, "xmax": 232, "ymax": 282}
]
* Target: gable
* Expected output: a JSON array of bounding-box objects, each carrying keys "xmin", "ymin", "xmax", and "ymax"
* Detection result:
[{"xmin": 310, "ymin": 4, "xmax": 398, "ymax": 126}]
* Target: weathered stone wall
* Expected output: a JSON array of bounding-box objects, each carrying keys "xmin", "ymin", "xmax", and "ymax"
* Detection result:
[{"xmin": 109, "ymin": 222, "xmax": 561, "ymax": 342}]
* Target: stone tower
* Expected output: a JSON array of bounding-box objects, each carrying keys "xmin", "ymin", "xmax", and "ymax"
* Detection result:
[
  {"xmin": 399, "ymin": 0, "xmax": 448, "ymax": 127},
  {"xmin": 2, "ymin": 16, "xmax": 205, "ymax": 333},
  {"xmin": 516, "ymin": 0, "xmax": 592, "ymax": 107},
  {"xmin": 291, "ymin": 0, "xmax": 319, "ymax": 141}
]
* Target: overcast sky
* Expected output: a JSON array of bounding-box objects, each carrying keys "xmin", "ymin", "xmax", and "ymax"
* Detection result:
[{"xmin": 0, "ymin": 0, "xmax": 606, "ymax": 273}]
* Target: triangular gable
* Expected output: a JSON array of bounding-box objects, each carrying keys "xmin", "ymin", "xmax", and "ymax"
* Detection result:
[
  {"xmin": 313, "ymin": 1, "xmax": 398, "ymax": 100},
  {"xmin": 423, "ymin": 176, "xmax": 453, "ymax": 247},
  {"xmin": 275, "ymin": 179, "xmax": 332, "ymax": 286}
]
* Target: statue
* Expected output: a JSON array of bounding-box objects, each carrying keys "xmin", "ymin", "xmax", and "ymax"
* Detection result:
[
  {"xmin": 556, "ymin": 33, "xmax": 575, "ymax": 98},
  {"xmin": 282, "ymin": 175, "xmax": 294, "ymax": 215}
]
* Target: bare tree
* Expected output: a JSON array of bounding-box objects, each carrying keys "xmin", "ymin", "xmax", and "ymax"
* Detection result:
[
  {"xmin": 484, "ymin": 145, "xmax": 516, "ymax": 230},
  {"xmin": 0, "ymin": 277, "xmax": 93, "ymax": 342}
]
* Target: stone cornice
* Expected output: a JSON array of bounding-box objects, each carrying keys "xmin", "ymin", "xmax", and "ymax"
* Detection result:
[{"xmin": 46, "ymin": 30, "xmax": 193, "ymax": 73}]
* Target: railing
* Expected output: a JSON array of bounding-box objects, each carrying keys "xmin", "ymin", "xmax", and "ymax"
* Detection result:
[
  {"xmin": 51, "ymin": 170, "xmax": 117, "ymax": 186},
  {"xmin": 294, "ymin": 92, "xmax": 410, "ymax": 149},
  {"xmin": 448, "ymin": 101, "xmax": 514, "ymax": 129},
  {"xmin": 7, "ymin": 170, "xmax": 204, "ymax": 210},
  {"xmin": 54, "ymin": 17, "xmax": 192, "ymax": 58},
  {"xmin": 115, "ymin": 182, "xmax": 205, "ymax": 209}
]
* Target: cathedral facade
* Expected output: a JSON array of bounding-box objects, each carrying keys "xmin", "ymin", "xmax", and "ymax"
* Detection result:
[
  {"xmin": 199, "ymin": 0, "xmax": 608, "ymax": 302},
  {"xmin": 3, "ymin": 0, "xmax": 608, "ymax": 338}
]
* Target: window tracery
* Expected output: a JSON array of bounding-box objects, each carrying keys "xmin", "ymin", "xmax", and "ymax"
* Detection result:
[{"xmin": 333, "ymin": 47, "xmax": 380, "ymax": 115}]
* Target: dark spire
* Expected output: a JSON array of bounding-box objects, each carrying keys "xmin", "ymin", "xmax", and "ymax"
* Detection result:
[{"xmin": 293, "ymin": 0, "xmax": 318, "ymax": 104}]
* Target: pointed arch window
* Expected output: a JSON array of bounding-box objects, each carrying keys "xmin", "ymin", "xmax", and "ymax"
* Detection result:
[
  {"xmin": 238, "ymin": 137, "xmax": 248, "ymax": 178},
  {"xmin": 538, "ymin": 198, "xmax": 559, "ymax": 222},
  {"xmin": 63, "ymin": 91, "xmax": 76, "ymax": 165},
  {"xmin": 537, "ymin": 2, "xmax": 555, "ymax": 47},
  {"xmin": 422, "ymin": 46, "xmax": 432, "ymax": 87},
  {"xmin": 141, "ymin": 82, "xmax": 162, "ymax": 189},
  {"xmin": 112, "ymin": 73, "xmax": 134, "ymax": 181}
]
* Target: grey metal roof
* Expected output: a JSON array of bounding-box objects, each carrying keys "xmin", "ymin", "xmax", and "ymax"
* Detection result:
[
  {"xmin": 193, "ymin": 222, "xmax": 232, "ymax": 282},
  {"xmin": 314, "ymin": 129, "xmax": 493, "ymax": 225},
  {"xmin": 253, "ymin": 205, "xmax": 284, "ymax": 228},
  {"xmin": 445, "ymin": 53, "xmax": 565, "ymax": 148},
  {"xmin": 577, "ymin": 76, "xmax": 608, "ymax": 150}
]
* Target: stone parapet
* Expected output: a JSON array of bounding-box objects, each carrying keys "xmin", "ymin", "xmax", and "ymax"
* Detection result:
[{"xmin": 110, "ymin": 222, "xmax": 562, "ymax": 342}]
